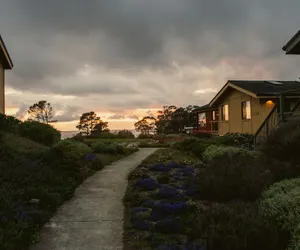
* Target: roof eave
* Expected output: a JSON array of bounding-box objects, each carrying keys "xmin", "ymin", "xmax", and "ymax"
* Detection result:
[
  {"xmin": 282, "ymin": 30, "xmax": 300, "ymax": 55},
  {"xmin": 0, "ymin": 35, "xmax": 13, "ymax": 69}
]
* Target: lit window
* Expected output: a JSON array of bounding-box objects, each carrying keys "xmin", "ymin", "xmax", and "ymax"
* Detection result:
[
  {"xmin": 198, "ymin": 112, "xmax": 207, "ymax": 127},
  {"xmin": 242, "ymin": 101, "xmax": 251, "ymax": 120},
  {"xmin": 221, "ymin": 105, "xmax": 229, "ymax": 121},
  {"xmin": 212, "ymin": 111, "xmax": 216, "ymax": 121}
]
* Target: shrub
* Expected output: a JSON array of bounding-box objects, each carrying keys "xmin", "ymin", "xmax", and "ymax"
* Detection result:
[
  {"xmin": 92, "ymin": 142, "xmax": 117, "ymax": 154},
  {"xmin": 137, "ymin": 133, "xmax": 153, "ymax": 139},
  {"xmin": 18, "ymin": 121, "xmax": 61, "ymax": 146},
  {"xmin": 191, "ymin": 202, "xmax": 287, "ymax": 250},
  {"xmin": 89, "ymin": 132, "xmax": 116, "ymax": 139},
  {"xmin": 51, "ymin": 139, "xmax": 92, "ymax": 162},
  {"xmin": 117, "ymin": 130, "xmax": 135, "ymax": 138},
  {"xmin": 70, "ymin": 133, "xmax": 85, "ymax": 142},
  {"xmin": 202, "ymin": 145, "xmax": 257, "ymax": 163},
  {"xmin": 172, "ymin": 138, "xmax": 216, "ymax": 157},
  {"xmin": 259, "ymin": 178, "xmax": 300, "ymax": 232},
  {"xmin": 260, "ymin": 122, "xmax": 300, "ymax": 164},
  {"xmin": 198, "ymin": 147, "xmax": 271, "ymax": 201},
  {"xmin": 217, "ymin": 133, "xmax": 254, "ymax": 149},
  {"xmin": 0, "ymin": 114, "xmax": 21, "ymax": 133},
  {"xmin": 193, "ymin": 132, "xmax": 212, "ymax": 139}
]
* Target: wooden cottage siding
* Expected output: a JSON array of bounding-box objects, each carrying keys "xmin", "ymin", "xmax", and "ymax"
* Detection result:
[
  {"xmin": 0, "ymin": 62, "xmax": 4, "ymax": 113},
  {"xmin": 218, "ymin": 88, "xmax": 275, "ymax": 135}
]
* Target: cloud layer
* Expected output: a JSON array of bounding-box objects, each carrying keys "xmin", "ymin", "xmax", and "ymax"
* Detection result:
[{"xmin": 1, "ymin": 0, "xmax": 300, "ymax": 129}]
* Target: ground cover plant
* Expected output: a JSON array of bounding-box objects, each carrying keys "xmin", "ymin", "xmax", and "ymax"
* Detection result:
[
  {"xmin": 0, "ymin": 115, "xmax": 139, "ymax": 250},
  {"xmin": 124, "ymin": 129, "xmax": 300, "ymax": 250}
]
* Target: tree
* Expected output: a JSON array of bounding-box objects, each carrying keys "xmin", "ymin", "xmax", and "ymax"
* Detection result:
[
  {"xmin": 118, "ymin": 130, "xmax": 135, "ymax": 139},
  {"xmin": 156, "ymin": 105, "xmax": 177, "ymax": 134},
  {"xmin": 91, "ymin": 121, "xmax": 109, "ymax": 136},
  {"xmin": 134, "ymin": 116, "xmax": 156, "ymax": 134},
  {"xmin": 28, "ymin": 100, "xmax": 56, "ymax": 123},
  {"xmin": 76, "ymin": 111, "xmax": 108, "ymax": 136}
]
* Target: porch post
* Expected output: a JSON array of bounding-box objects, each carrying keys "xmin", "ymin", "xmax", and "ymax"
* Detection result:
[{"xmin": 280, "ymin": 94, "xmax": 285, "ymax": 122}]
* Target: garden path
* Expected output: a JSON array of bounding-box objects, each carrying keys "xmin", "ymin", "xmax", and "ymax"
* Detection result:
[{"xmin": 30, "ymin": 148, "xmax": 158, "ymax": 250}]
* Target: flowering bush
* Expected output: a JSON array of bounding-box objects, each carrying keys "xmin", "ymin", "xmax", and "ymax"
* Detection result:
[
  {"xmin": 135, "ymin": 178, "xmax": 159, "ymax": 191},
  {"xmin": 150, "ymin": 164, "xmax": 171, "ymax": 172},
  {"xmin": 166, "ymin": 161, "xmax": 186, "ymax": 169},
  {"xmin": 156, "ymin": 185, "xmax": 180, "ymax": 199}
]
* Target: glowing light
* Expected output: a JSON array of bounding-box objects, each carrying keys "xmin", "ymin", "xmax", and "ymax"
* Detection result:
[{"xmin": 266, "ymin": 100, "xmax": 274, "ymax": 106}]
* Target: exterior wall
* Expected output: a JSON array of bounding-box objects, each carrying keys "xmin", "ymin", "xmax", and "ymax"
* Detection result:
[
  {"xmin": 218, "ymin": 88, "xmax": 275, "ymax": 135},
  {"xmin": 0, "ymin": 62, "xmax": 4, "ymax": 114}
]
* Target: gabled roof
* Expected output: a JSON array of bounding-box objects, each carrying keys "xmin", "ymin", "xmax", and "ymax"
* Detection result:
[
  {"xmin": 0, "ymin": 35, "xmax": 13, "ymax": 69},
  {"xmin": 194, "ymin": 104, "xmax": 217, "ymax": 112},
  {"xmin": 209, "ymin": 80, "xmax": 300, "ymax": 106},
  {"xmin": 282, "ymin": 30, "xmax": 300, "ymax": 55}
]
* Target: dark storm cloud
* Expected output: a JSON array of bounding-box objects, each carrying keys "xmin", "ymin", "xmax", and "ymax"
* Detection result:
[{"xmin": 2, "ymin": 0, "xmax": 300, "ymax": 113}]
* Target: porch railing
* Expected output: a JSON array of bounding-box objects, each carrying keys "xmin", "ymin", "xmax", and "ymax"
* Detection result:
[
  {"xmin": 210, "ymin": 121, "xmax": 219, "ymax": 135},
  {"xmin": 291, "ymin": 99, "xmax": 300, "ymax": 116},
  {"xmin": 253, "ymin": 105, "xmax": 279, "ymax": 144}
]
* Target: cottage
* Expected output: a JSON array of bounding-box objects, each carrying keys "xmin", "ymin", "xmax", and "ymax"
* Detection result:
[
  {"xmin": 194, "ymin": 80, "xmax": 300, "ymax": 139},
  {"xmin": 0, "ymin": 35, "xmax": 13, "ymax": 114}
]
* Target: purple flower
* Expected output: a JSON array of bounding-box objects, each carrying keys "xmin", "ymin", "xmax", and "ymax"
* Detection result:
[
  {"xmin": 150, "ymin": 164, "xmax": 171, "ymax": 172},
  {"xmin": 153, "ymin": 201, "xmax": 189, "ymax": 215},
  {"xmin": 157, "ymin": 185, "xmax": 180, "ymax": 199},
  {"xmin": 143, "ymin": 199, "xmax": 155, "ymax": 208},
  {"xmin": 166, "ymin": 162, "xmax": 186, "ymax": 169},
  {"xmin": 85, "ymin": 153, "xmax": 96, "ymax": 161},
  {"xmin": 135, "ymin": 178, "xmax": 159, "ymax": 190}
]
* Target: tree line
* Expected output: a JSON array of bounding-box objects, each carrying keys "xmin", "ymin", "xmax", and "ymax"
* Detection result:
[
  {"xmin": 26, "ymin": 100, "xmax": 109, "ymax": 136},
  {"xmin": 134, "ymin": 105, "xmax": 200, "ymax": 135},
  {"xmin": 26, "ymin": 101, "xmax": 200, "ymax": 136}
]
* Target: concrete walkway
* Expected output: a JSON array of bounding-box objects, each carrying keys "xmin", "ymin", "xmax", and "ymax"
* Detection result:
[{"xmin": 31, "ymin": 148, "xmax": 158, "ymax": 250}]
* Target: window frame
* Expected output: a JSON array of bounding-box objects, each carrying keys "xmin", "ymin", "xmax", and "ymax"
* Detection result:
[
  {"xmin": 241, "ymin": 100, "xmax": 251, "ymax": 120},
  {"xmin": 221, "ymin": 104, "xmax": 229, "ymax": 121},
  {"xmin": 198, "ymin": 112, "xmax": 207, "ymax": 128}
]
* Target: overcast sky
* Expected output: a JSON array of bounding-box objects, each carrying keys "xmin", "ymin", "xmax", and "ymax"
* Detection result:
[{"xmin": 1, "ymin": 0, "xmax": 300, "ymax": 130}]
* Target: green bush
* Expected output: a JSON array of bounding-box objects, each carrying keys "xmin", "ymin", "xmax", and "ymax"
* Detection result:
[
  {"xmin": 137, "ymin": 133, "xmax": 153, "ymax": 139},
  {"xmin": 202, "ymin": 145, "xmax": 257, "ymax": 163},
  {"xmin": 191, "ymin": 201, "xmax": 287, "ymax": 250},
  {"xmin": 260, "ymin": 122, "xmax": 300, "ymax": 164},
  {"xmin": 0, "ymin": 137, "xmax": 94, "ymax": 250},
  {"xmin": 51, "ymin": 139, "xmax": 92, "ymax": 162},
  {"xmin": 216, "ymin": 133, "xmax": 254, "ymax": 149},
  {"xmin": 93, "ymin": 142, "xmax": 117, "ymax": 154},
  {"xmin": 0, "ymin": 114, "xmax": 21, "ymax": 133},
  {"xmin": 197, "ymin": 147, "xmax": 271, "ymax": 201},
  {"xmin": 18, "ymin": 121, "xmax": 61, "ymax": 146},
  {"xmin": 260, "ymin": 178, "xmax": 300, "ymax": 232},
  {"xmin": 89, "ymin": 132, "xmax": 116, "ymax": 139},
  {"xmin": 172, "ymin": 138, "xmax": 216, "ymax": 157},
  {"xmin": 117, "ymin": 130, "xmax": 135, "ymax": 139}
]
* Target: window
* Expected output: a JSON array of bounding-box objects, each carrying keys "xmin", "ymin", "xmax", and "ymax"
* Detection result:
[
  {"xmin": 242, "ymin": 101, "xmax": 251, "ymax": 119},
  {"xmin": 198, "ymin": 112, "xmax": 207, "ymax": 127},
  {"xmin": 213, "ymin": 111, "xmax": 216, "ymax": 121},
  {"xmin": 221, "ymin": 105, "xmax": 229, "ymax": 121},
  {"xmin": 212, "ymin": 110, "xmax": 217, "ymax": 121}
]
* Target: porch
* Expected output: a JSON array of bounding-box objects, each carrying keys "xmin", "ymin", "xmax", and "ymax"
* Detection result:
[{"xmin": 193, "ymin": 106, "xmax": 219, "ymax": 135}]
